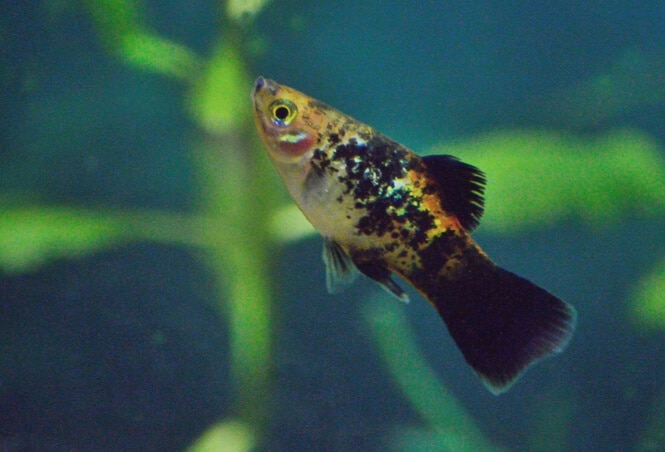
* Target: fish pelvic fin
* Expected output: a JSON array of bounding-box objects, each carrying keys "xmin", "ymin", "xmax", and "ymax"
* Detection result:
[
  {"xmin": 417, "ymin": 261, "xmax": 576, "ymax": 394},
  {"xmin": 322, "ymin": 238, "xmax": 359, "ymax": 293}
]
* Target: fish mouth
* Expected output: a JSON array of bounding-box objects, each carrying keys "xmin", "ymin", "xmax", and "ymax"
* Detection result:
[
  {"xmin": 253, "ymin": 76, "xmax": 278, "ymax": 97},
  {"xmin": 253, "ymin": 76, "xmax": 265, "ymax": 95}
]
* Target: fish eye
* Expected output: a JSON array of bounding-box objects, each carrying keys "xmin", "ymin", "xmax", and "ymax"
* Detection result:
[{"xmin": 269, "ymin": 100, "xmax": 298, "ymax": 126}]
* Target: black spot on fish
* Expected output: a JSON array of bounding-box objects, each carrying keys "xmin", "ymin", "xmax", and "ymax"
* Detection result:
[
  {"xmin": 310, "ymin": 149, "xmax": 329, "ymax": 177},
  {"xmin": 328, "ymin": 134, "xmax": 438, "ymax": 244},
  {"xmin": 349, "ymin": 247, "xmax": 385, "ymax": 267},
  {"xmin": 357, "ymin": 129, "xmax": 373, "ymax": 143},
  {"xmin": 309, "ymin": 100, "xmax": 331, "ymax": 111},
  {"xmin": 403, "ymin": 202, "xmax": 436, "ymax": 249},
  {"xmin": 356, "ymin": 196, "xmax": 399, "ymax": 237},
  {"xmin": 306, "ymin": 148, "xmax": 335, "ymax": 193},
  {"xmin": 332, "ymin": 136, "xmax": 412, "ymax": 199},
  {"xmin": 412, "ymin": 230, "xmax": 483, "ymax": 284},
  {"xmin": 417, "ymin": 230, "xmax": 463, "ymax": 274}
]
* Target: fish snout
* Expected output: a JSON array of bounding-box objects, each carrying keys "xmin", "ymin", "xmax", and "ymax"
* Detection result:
[
  {"xmin": 253, "ymin": 76, "xmax": 278, "ymax": 97},
  {"xmin": 254, "ymin": 76, "xmax": 265, "ymax": 94}
]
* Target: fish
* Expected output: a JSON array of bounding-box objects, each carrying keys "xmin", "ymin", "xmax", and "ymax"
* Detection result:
[{"xmin": 251, "ymin": 76, "xmax": 576, "ymax": 394}]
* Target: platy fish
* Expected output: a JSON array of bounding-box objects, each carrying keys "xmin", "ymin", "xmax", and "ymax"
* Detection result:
[{"xmin": 251, "ymin": 76, "xmax": 576, "ymax": 394}]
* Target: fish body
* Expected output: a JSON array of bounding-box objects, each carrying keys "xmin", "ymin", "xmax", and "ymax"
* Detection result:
[{"xmin": 252, "ymin": 76, "xmax": 576, "ymax": 394}]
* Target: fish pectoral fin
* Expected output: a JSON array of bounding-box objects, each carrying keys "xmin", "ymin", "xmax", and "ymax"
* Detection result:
[
  {"xmin": 422, "ymin": 154, "xmax": 486, "ymax": 231},
  {"xmin": 355, "ymin": 260, "xmax": 410, "ymax": 303},
  {"xmin": 322, "ymin": 238, "xmax": 359, "ymax": 293}
]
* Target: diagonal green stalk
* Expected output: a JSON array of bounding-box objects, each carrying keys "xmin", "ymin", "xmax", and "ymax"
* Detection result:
[{"xmin": 362, "ymin": 295, "xmax": 498, "ymax": 451}]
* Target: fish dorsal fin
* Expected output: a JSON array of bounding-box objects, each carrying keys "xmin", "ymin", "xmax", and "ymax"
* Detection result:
[
  {"xmin": 323, "ymin": 238, "xmax": 359, "ymax": 293},
  {"xmin": 422, "ymin": 155, "xmax": 486, "ymax": 231}
]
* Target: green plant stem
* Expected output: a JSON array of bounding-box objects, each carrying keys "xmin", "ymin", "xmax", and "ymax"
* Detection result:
[
  {"xmin": 193, "ymin": 117, "xmax": 280, "ymax": 433},
  {"xmin": 363, "ymin": 295, "xmax": 497, "ymax": 451}
]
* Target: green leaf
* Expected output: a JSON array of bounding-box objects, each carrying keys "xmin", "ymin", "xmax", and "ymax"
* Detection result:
[
  {"xmin": 0, "ymin": 207, "xmax": 122, "ymax": 273},
  {"xmin": 632, "ymin": 259, "xmax": 665, "ymax": 330},
  {"xmin": 0, "ymin": 207, "xmax": 209, "ymax": 273},
  {"xmin": 226, "ymin": 0, "xmax": 272, "ymax": 22},
  {"xmin": 188, "ymin": 41, "xmax": 250, "ymax": 133},
  {"xmin": 187, "ymin": 419, "xmax": 255, "ymax": 452},
  {"xmin": 362, "ymin": 295, "xmax": 498, "ymax": 452},
  {"xmin": 83, "ymin": 0, "xmax": 200, "ymax": 80},
  {"xmin": 431, "ymin": 128, "xmax": 665, "ymax": 233},
  {"xmin": 119, "ymin": 31, "xmax": 201, "ymax": 81}
]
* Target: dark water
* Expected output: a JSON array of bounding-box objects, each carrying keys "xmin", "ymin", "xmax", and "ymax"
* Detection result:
[{"xmin": 2, "ymin": 1, "xmax": 665, "ymax": 450}]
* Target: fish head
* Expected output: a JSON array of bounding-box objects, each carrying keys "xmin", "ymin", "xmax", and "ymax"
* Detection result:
[
  {"xmin": 251, "ymin": 76, "xmax": 365, "ymax": 236},
  {"xmin": 251, "ymin": 76, "xmax": 323, "ymax": 165}
]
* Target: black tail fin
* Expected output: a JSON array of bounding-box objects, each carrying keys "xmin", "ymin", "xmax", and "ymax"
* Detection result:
[{"xmin": 425, "ymin": 264, "xmax": 576, "ymax": 394}]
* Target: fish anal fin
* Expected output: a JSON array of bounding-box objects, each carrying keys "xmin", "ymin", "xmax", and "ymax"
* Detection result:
[
  {"xmin": 422, "ymin": 155, "xmax": 486, "ymax": 231},
  {"xmin": 355, "ymin": 260, "xmax": 410, "ymax": 303},
  {"xmin": 322, "ymin": 238, "xmax": 359, "ymax": 293}
]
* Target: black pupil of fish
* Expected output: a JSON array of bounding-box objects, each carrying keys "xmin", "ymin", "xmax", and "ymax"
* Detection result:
[{"xmin": 274, "ymin": 106, "xmax": 290, "ymax": 120}]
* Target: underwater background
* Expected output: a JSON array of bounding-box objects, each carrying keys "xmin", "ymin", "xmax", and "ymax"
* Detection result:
[{"xmin": 2, "ymin": 1, "xmax": 665, "ymax": 450}]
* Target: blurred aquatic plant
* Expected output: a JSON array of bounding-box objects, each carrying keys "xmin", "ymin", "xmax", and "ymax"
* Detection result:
[
  {"xmin": 4, "ymin": 0, "xmax": 281, "ymax": 445},
  {"xmin": 84, "ymin": 0, "xmax": 201, "ymax": 81},
  {"xmin": 632, "ymin": 260, "xmax": 665, "ymax": 330},
  {"xmin": 362, "ymin": 295, "xmax": 499, "ymax": 452},
  {"xmin": 428, "ymin": 128, "xmax": 665, "ymax": 234},
  {"xmin": 0, "ymin": 206, "xmax": 123, "ymax": 273},
  {"xmin": 187, "ymin": 419, "xmax": 255, "ymax": 452},
  {"xmin": 225, "ymin": 0, "xmax": 272, "ymax": 22}
]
